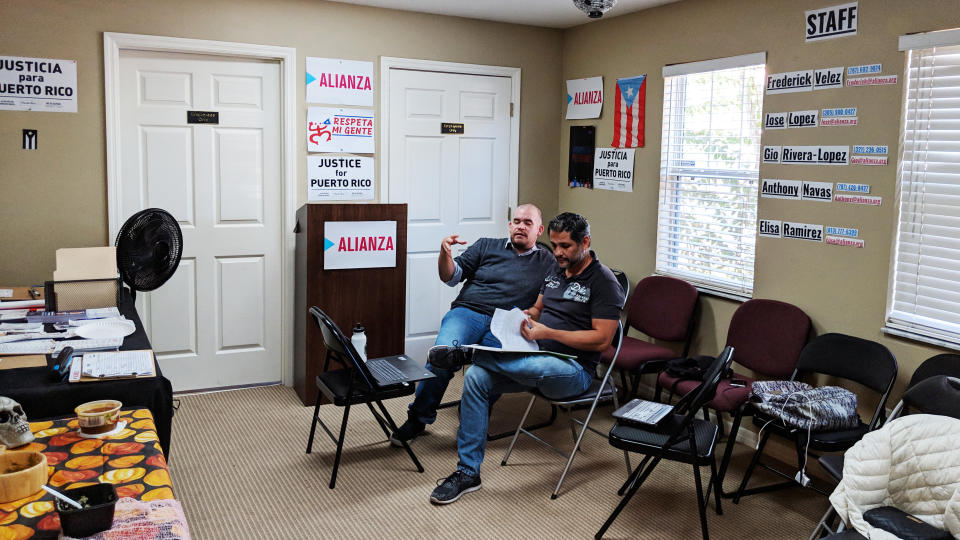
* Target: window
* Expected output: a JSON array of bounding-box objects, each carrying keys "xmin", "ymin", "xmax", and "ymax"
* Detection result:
[
  {"xmin": 656, "ymin": 53, "xmax": 766, "ymax": 299},
  {"xmin": 886, "ymin": 29, "xmax": 960, "ymax": 348}
]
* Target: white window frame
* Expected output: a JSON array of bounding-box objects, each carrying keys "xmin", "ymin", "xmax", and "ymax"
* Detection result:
[
  {"xmin": 884, "ymin": 28, "xmax": 960, "ymax": 350},
  {"xmin": 655, "ymin": 52, "xmax": 766, "ymax": 301}
]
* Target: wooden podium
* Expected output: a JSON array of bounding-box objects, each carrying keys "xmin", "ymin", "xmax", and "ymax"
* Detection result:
[{"xmin": 294, "ymin": 203, "xmax": 407, "ymax": 406}]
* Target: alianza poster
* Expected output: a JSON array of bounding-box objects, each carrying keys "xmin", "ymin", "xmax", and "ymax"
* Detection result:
[{"xmin": 306, "ymin": 57, "xmax": 373, "ymax": 106}]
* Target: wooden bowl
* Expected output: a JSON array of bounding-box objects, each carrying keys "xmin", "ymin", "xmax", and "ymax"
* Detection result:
[{"xmin": 0, "ymin": 450, "xmax": 48, "ymax": 503}]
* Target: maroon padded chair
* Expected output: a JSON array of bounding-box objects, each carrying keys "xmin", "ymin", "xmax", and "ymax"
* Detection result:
[
  {"xmin": 600, "ymin": 275, "xmax": 698, "ymax": 399},
  {"xmin": 656, "ymin": 298, "xmax": 810, "ymax": 495}
]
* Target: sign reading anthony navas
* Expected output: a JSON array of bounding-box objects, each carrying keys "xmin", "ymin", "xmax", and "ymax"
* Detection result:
[
  {"xmin": 323, "ymin": 221, "xmax": 397, "ymax": 270},
  {"xmin": 0, "ymin": 56, "xmax": 77, "ymax": 113}
]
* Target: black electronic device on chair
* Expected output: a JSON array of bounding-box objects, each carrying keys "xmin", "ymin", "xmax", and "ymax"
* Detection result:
[{"xmin": 115, "ymin": 208, "xmax": 183, "ymax": 301}]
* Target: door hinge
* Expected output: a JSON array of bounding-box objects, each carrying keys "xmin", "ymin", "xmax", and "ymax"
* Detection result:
[
  {"xmin": 510, "ymin": 102, "xmax": 514, "ymax": 117},
  {"xmin": 507, "ymin": 206, "xmax": 512, "ymax": 220}
]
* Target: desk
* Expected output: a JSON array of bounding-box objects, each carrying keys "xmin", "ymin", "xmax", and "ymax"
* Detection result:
[
  {"xmin": 0, "ymin": 290, "xmax": 174, "ymax": 455},
  {"xmin": 1, "ymin": 409, "xmax": 188, "ymax": 539}
]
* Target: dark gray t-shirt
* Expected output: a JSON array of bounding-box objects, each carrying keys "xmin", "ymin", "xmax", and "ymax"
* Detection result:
[
  {"xmin": 537, "ymin": 253, "xmax": 624, "ymax": 372},
  {"xmin": 451, "ymin": 237, "xmax": 559, "ymax": 316}
]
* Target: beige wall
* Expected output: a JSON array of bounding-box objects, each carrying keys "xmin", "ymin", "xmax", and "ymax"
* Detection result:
[
  {"xmin": 560, "ymin": 0, "xmax": 960, "ymax": 392},
  {"xmin": 0, "ymin": 0, "xmax": 562, "ymax": 284}
]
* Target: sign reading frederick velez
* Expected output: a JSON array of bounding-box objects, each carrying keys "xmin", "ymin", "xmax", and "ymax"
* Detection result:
[
  {"xmin": 306, "ymin": 57, "xmax": 373, "ymax": 106},
  {"xmin": 593, "ymin": 148, "xmax": 634, "ymax": 192},
  {"xmin": 323, "ymin": 221, "xmax": 397, "ymax": 270},
  {"xmin": 0, "ymin": 56, "xmax": 77, "ymax": 113},
  {"xmin": 308, "ymin": 107, "xmax": 375, "ymax": 153},
  {"xmin": 767, "ymin": 70, "xmax": 813, "ymax": 94},
  {"xmin": 805, "ymin": 2, "xmax": 858, "ymax": 42},
  {"xmin": 308, "ymin": 155, "xmax": 374, "ymax": 201},
  {"xmin": 566, "ymin": 76, "xmax": 603, "ymax": 120},
  {"xmin": 814, "ymin": 67, "xmax": 844, "ymax": 89}
]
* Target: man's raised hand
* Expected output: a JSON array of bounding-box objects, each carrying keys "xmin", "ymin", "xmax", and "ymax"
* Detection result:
[{"xmin": 441, "ymin": 234, "xmax": 468, "ymax": 254}]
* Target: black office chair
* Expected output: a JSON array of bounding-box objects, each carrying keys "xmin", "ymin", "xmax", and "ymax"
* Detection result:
[
  {"xmin": 732, "ymin": 333, "xmax": 898, "ymax": 503},
  {"xmin": 595, "ymin": 346, "xmax": 735, "ymax": 540},
  {"xmin": 305, "ymin": 306, "xmax": 424, "ymax": 489}
]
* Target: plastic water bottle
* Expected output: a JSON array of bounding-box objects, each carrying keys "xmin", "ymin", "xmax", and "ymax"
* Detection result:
[{"xmin": 350, "ymin": 323, "xmax": 367, "ymax": 362}]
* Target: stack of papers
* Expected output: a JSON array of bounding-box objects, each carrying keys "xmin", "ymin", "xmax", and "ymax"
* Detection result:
[
  {"xmin": 465, "ymin": 308, "xmax": 577, "ymax": 360},
  {"xmin": 70, "ymin": 350, "xmax": 155, "ymax": 381}
]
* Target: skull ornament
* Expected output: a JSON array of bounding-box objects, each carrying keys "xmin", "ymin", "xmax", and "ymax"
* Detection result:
[{"xmin": 0, "ymin": 397, "xmax": 34, "ymax": 448}]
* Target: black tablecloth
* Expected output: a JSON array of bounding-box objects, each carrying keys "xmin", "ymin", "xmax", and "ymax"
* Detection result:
[{"xmin": 0, "ymin": 288, "xmax": 174, "ymax": 455}]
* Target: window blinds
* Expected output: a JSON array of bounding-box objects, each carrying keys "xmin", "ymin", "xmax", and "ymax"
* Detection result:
[
  {"xmin": 655, "ymin": 58, "xmax": 765, "ymax": 299},
  {"xmin": 887, "ymin": 35, "xmax": 960, "ymax": 346}
]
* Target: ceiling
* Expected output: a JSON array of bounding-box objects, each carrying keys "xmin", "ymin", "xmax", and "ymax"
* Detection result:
[{"xmin": 324, "ymin": 0, "xmax": 682, "ymax": 29}]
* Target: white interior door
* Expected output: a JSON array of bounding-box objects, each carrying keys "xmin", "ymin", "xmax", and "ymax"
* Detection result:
[
  {"xmin": 388, "ymin": 69, "xmax": 514, "ymax": 361},
  {"xmin": 117, "ymin": 50, "xmax": 282, "ymax": 391}
]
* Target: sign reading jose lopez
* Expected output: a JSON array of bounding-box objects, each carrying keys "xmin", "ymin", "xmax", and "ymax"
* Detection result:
[
  {"xmin": 308, "ymin": 156, "xmax": 374, "ymax": 201},
  {"xmin": 308, "ymin": 107, "xmax": 375, "ymax": 153},
  {"xmin": 323, "ymin": 221, "xmax": 397, "ymax": 270},
  {"xmin": 0, "ymin": 56, "xmax": 77, "ymax": 112}
]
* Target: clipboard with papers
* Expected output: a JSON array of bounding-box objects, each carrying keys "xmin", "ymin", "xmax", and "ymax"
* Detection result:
[{"xmin": 68, "ymin": 349, "xmax": 156, "ymax": 382}]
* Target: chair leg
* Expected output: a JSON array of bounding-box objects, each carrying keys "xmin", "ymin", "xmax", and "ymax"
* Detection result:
[
  {"xmin": 597, "ymin": 455, "xmax": 663, "ymax": 539},
  {"xmin": 717, "ymin": 403, "xmax": 746, "ymax": 497},
  {"xmin": 618, "ymin": 454, "xmax": 652, "ymax": 495},
  {"xmin": 373, "ymin": 399, "xmax": 424, "ymax": 473},
  {"xmin": 808, "ymin": 506, "xmax": 838, "ymax": 540},
  {"xmin": 610, "ymin": 392, "xmax": 631, "ymax": 475},
  {"xmin": 733, "ymin": 430, "xmax": 772, "ymax": 503},
  {"xmin": 366, "ymin": 402, "xmax": 392, "ymax": 438},
  {"xmin": 692, "ymin": 461, "xmax": 710, "ymax": 540},
  {"xmin": 501, "ymin": 394, "xmax": 537, "ymax": 466},
  {"xmin": 653, "ymin": 380, "xmax": 663, "ymax": 402},
  {"xmin": 329, "ymin": 404, "xmax": 352, "ymax": 489},
  {"xmin": 306, "ymin": 391, "xmax": 322, "ymax": 454},
  {"xmin": 709, "ymin": 456, "xmax": 723, "ymax": 515}
]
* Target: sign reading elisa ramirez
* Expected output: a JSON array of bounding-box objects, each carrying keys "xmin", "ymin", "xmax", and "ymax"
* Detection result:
[
  {"xmin": 805, "ymin": 2, "xmax": 858, "ymax": 42},
  {"xmin": 0, "ymin": 56, "xmax": 77, "ymax": 113}
]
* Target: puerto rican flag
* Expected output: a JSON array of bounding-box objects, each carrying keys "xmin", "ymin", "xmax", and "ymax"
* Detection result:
[{"xmin": 612, "ymin": 75, "xmax": 646, "ymax": 148}]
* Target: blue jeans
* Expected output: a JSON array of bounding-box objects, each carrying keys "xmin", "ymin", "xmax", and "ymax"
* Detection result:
[
  {"xmin": 407, "ymin": 307, "xmax": 501, "ymax": 424},
  {"xmin": 456, "ymin": 351, "xmax": 592, "ymax": 477}
]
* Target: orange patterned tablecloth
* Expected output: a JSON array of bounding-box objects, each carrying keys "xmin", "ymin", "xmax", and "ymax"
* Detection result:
[{"xmin": 0, "ymin": 409, "xmax": 175, "ymax": 540}]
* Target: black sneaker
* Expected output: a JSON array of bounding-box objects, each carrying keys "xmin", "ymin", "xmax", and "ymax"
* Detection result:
[
  {"xmin": 427, "ymin": 343, "xmax": 472, "ymax": 370},
  {"xmin": 389, "ymin": 418, "xmax": 425, "ymax": 447},
  {"xmin": 430, "ymin": 470, "xmax": 482, "ymax": 505}
]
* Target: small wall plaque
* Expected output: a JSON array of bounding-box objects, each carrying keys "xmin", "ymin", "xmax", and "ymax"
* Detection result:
[
  {"xmin": 441, "ymin": 122, "xmax": 464, "ymax": 134},
  {"xmin": 22, "ymin": 129, "xmax": 37, "ymax": 150},
  {"xmin": 187, "ymin": 111, "xmax": 219, "ymax": 124}
]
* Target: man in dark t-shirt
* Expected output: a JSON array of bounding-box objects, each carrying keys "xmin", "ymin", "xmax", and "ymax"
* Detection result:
[
  {"xmin": 427, "ymin": 212, "xmax": 624, "ymax": 505},
  {"xmin": 390, "ymin": 204, "xmax": 558, "ymax": 446}
]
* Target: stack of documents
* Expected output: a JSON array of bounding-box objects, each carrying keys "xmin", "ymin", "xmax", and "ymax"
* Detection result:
[{"xmin": 70, "ymin": 350, "xmax": 155, "ymax": 381}]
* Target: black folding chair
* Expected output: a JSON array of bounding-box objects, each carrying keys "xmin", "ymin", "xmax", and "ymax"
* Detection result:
[
  {"xmin": 500, "ymin": 320, "xmax": 631, "ymax": 499},
  {"xmin": 733, "ymin": 333, "xmax": 897, "ymax": 503},
  {"xmin": 305, "ymin": 306, "xmax": 424, "ymax": 488},
  {"xmin": 809, "ymin": 364, "xmax": 960, "ymax": 539},
  {"xmin": 596, "ymin": 346, "xmax": 735, "ymax": 540}
]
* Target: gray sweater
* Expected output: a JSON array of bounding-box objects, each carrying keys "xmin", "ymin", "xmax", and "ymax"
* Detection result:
[{"xmin": 450, "ymin": 237, "xmax": 558, "ymax": 316}]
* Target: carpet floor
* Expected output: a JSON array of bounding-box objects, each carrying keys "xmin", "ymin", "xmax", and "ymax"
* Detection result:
[{"xmin": 168, "ymin": 380, "xmax": 826, "ymax": 539}]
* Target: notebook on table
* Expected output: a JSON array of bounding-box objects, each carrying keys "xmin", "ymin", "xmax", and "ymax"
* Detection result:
[
  {"xmin": 365, "ymin": 355, "xmax": 437, "ymax": 387},
  {"xmin": 612, "ymin": 398, "xmax": 674, "ymax": 426}
]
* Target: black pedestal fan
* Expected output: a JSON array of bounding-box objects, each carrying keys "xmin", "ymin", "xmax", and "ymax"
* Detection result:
[{"xmin": 115, "ymin": 208, "xmax": 183, "ymax": 299}]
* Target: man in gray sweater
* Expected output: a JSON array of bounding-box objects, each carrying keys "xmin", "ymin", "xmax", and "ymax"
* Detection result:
[{"xmin": 391, "ymin": 203, "xmax": 558, "ymax": 445}]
